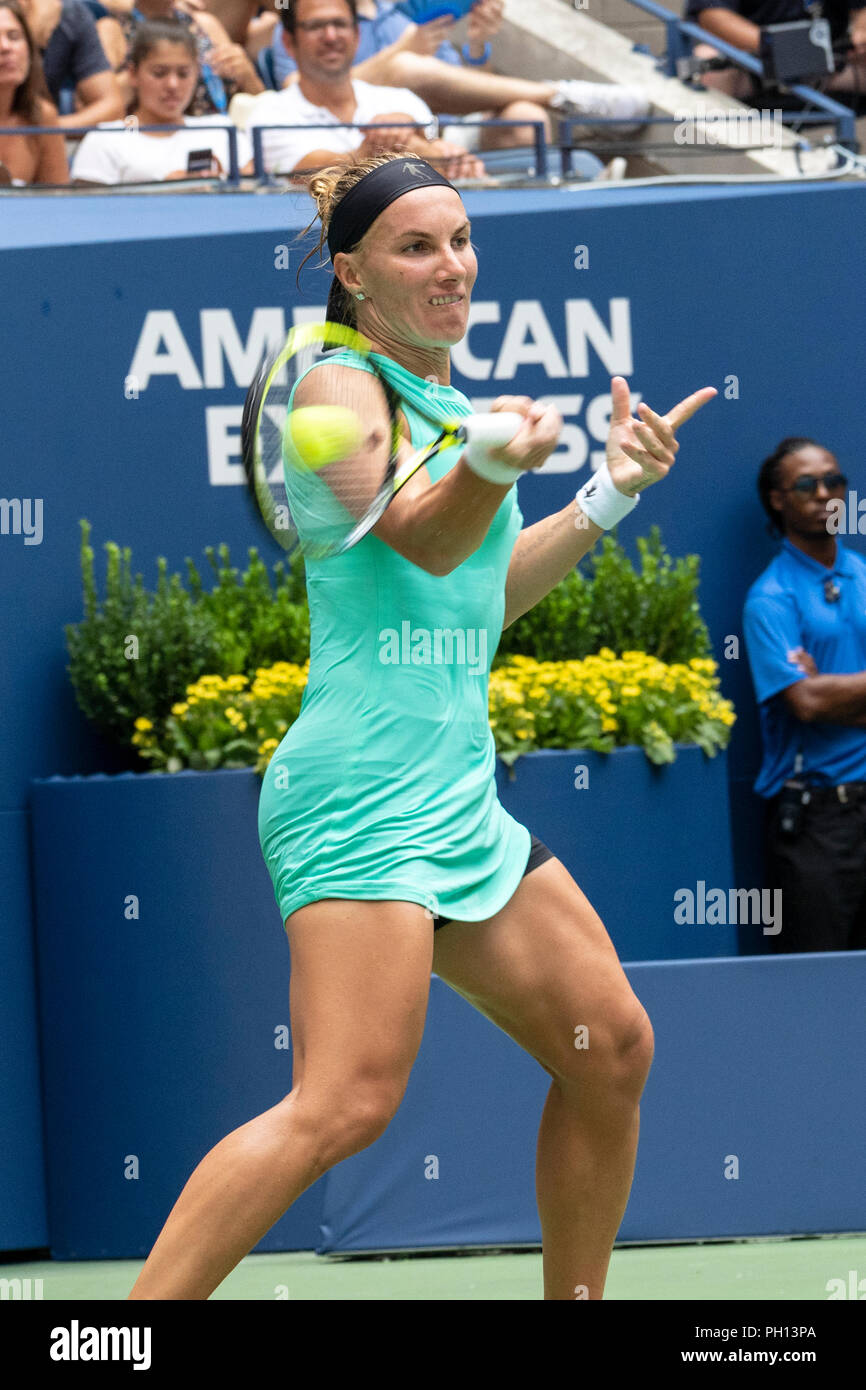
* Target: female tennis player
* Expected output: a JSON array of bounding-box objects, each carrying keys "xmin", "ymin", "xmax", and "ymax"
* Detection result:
[{"xmin": 129, "ymin": 152, "xmax": 715, "ymax": 1302}]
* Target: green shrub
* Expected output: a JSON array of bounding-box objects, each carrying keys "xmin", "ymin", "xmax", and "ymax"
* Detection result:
[
  {"xmin": 65, "ymin": 521, "xmax": 309, "ymax": 747},
  {"xmin": 495, "ymin": 526, "xmax": 710, "ymax": 664}
]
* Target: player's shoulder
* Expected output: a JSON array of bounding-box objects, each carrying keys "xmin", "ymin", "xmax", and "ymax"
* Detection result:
[{"xmin": 294, "ymin": 356, "xmax": 384, "ymax": 414}]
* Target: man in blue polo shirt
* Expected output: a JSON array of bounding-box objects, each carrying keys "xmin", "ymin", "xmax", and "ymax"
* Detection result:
[{"xmin": 743, "ymin": 436, "xmax": 866, "ymax": 953}]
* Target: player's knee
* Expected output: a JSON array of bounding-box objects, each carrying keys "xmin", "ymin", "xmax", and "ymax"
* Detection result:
[
  {"xmin": 558, "ymin": 1002, "xmax": 654, "ymax": 1103},
  {"xmin": 306, "ymin": 1080, "xmax": 407, "ymax": 1173}
]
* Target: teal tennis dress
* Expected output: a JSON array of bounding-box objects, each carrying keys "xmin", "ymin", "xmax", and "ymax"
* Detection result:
[{"xmin": 257, "ymin": 352, "xmax": 531, "ymax": 926}]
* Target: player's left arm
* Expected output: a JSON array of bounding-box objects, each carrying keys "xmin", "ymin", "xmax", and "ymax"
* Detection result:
[{"xmin": 502, "ymin": 376, "xmax": 716, "ymax": 629}]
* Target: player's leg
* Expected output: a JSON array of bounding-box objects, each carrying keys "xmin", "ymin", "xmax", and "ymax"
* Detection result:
[
  {"xmin": 432, "ymin": 856, "xmax": 653, "ymax": 1301},
  {"xmin": 128, "ymin": 899, "xmax": 433, "ymax": 1300}
]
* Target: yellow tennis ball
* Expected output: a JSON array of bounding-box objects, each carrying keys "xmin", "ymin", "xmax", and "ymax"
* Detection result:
[{"xmin": 284, "ymin": 405, "xmax": 363, "ymax": 470}]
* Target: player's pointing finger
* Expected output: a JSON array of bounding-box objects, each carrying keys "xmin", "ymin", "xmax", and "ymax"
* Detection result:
[
  {"xmin": 610, "ymin": 376, "xmax": 632, "ymax": 423},
  {"xmin": 665, "ymin": 386, "xmax": 718, "ymax": 433}
]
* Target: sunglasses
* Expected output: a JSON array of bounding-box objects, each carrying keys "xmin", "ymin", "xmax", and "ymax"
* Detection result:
[{"xmin": 781, "ymin": 472, "xmax": 847, "ymax": 495}]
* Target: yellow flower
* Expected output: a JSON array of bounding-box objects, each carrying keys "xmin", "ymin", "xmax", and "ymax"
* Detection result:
[
  {"xmin": 134, "ymin": 717, "xmax": 153, "ymax": 731},
  {"xmin": 171, "ymin": 702, "xmax": 189, "ymax": 718}
]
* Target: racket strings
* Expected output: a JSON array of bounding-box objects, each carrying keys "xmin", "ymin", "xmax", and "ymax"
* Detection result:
[{"xmin": 250, "ymin": 335, "xmax": 398, "ymax": 556}]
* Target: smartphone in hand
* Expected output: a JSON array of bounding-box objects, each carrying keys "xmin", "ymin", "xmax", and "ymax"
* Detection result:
[{"xmin": 187, "ymin": 147, "xmax": 217, "ymax": 175}]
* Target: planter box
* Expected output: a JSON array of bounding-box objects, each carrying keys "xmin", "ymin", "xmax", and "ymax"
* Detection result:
[
  {"xmin": 496, "ymin": 746, "xmax": 739, "ymax": 960},
  {"xmin": 28, "ymin": 746, "xmax": 735, "ymax": 1259},
  {"xmin": 29, "ymin": 769, "xmax": 323, "ymax": 1260}
]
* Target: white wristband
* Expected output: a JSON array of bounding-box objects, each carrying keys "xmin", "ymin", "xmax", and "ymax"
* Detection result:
[
  {"xmin": 461, "ymin": 411, "xmax": 525, "ymax": 486},
  {"xmin": 463, "ymin": 447, "xmax": 524, "ymax": 485},
  {"xmin": 575, "ymin": 464, "xmax": 639, "ymax": 530}
]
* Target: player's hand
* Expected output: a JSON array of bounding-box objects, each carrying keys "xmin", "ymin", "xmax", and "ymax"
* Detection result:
[
  {"xmin": 605, "ymin": 376, "xmax": 717, "ymax": 496},
  {"xmin": 484, "ymin": 395, "xmax": 564, "ymax": 473},
  {"xmin": 788, "ymin": 646, "xmax": 819, "ymax": 676}
]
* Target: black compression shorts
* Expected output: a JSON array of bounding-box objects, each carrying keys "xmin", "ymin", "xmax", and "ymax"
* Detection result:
[{"xmin": 432, "ymin": 834, "xmax": 554, "ymax": 930}]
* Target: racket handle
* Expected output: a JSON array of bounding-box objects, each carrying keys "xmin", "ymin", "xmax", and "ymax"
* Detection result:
[
  {"xmin": 460, "ymin": 411, "xmax": 526, "ymax": 485},
  {"xmin": 460, "ymin": 412, "xmax": 524, "ymax": 449}
]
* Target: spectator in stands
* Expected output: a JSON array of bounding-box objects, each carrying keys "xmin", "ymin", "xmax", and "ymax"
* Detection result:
[
  {"xmin": 269, "ymin": 0, "xmax": 467, "ymax": 89},
  {"xmin": 71, "ymin": 19, "xmax": 253, "ymax": 179},
  {"xmin": 113, "ymin": 0, "xmax": 265, "ymax": 115},
  {"xmin": 685, "ymin": 0, "xmax": 866, "ymax": 98},
  {"xmin": 245, "ymin": 0, "xmax": 487, "ymax": 177},
  {"xmin": 197, "ymin": 0, "xmax": 277, "ymax": 54},
  {"xmin": 265, "ymin": 0, "xmax": 649, "ymax": 146},
  {"xmin": 18, "ymin": 0, "xmax": 124, "ymax": 125},
  {"xmin": 0, "ymin": 0, "xmax": 68, "ymax": 181},
  {"xmin": 743, "ymin": 437, "xmax": 866, "ymax": 953}
]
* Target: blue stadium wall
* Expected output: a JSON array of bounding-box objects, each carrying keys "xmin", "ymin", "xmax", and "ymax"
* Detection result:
[{"xmin": 2, "ymin": 181, "xmax": 865, "ymax": 1251}]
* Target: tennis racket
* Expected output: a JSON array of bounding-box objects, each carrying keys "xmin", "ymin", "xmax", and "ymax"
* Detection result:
[{"xmin": 241, "ymin": 320, "xmax": 523, "ymax": 560}]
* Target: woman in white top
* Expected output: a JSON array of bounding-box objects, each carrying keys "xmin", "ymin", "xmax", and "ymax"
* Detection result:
[{"xmin": 71, "ymin": 20, "xmax": 254, "ymax": 185}]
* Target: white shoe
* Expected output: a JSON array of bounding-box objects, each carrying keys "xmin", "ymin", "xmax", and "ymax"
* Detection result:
[{"xmin": 549, "ymin": 80, "xmax": 650, "ymax": 138}]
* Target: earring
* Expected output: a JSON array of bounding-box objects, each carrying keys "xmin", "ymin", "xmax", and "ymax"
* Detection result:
[{"xmin": 355, "ymin": 292, "xmax": 365, "ymax": 301}]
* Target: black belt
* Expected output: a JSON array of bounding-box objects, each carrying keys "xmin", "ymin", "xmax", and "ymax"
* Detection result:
[{"xmin": 783, "ymin": 780, "xmax": 866, "ymax": 805}]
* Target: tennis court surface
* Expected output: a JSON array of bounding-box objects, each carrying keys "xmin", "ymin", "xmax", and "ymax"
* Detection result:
[{"xmin": 4, "ymin": 1234, "xmax": 864, "ymax": 1300}]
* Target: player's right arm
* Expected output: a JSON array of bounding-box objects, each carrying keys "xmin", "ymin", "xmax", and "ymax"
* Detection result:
[{"xmin": 293, "ymin": 367, "xmax": 560, "ymax": 575}]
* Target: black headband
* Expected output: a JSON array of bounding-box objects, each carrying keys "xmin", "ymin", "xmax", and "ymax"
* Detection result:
[{"xmin": 326, "ymin": 158, "xmax": 456, "ymax": 261}]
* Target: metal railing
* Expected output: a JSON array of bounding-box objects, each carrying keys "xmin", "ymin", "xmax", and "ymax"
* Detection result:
[
  {"xmin": 0, "ymin": 121, "xmax": 243, "ymax": 186},
  {"xmin": 0, "ymin": 118, "xmax": 553, "ymax": 190},
  {"xmin": 1, "ymin": 98, "xmax": 856, "ymax": 192},
  {"xmin": 247, "ymin": 119, "xmax": 550, "ymax": 182},
  {"xmin": 623, "ymin": 0, "xmax": 858, "ymax": 148}
]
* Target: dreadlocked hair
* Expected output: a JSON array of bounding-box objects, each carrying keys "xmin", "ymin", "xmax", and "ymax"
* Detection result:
[{"xmin": 757, "ymin": 436, "xmax": 820, "ymax": 537}]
